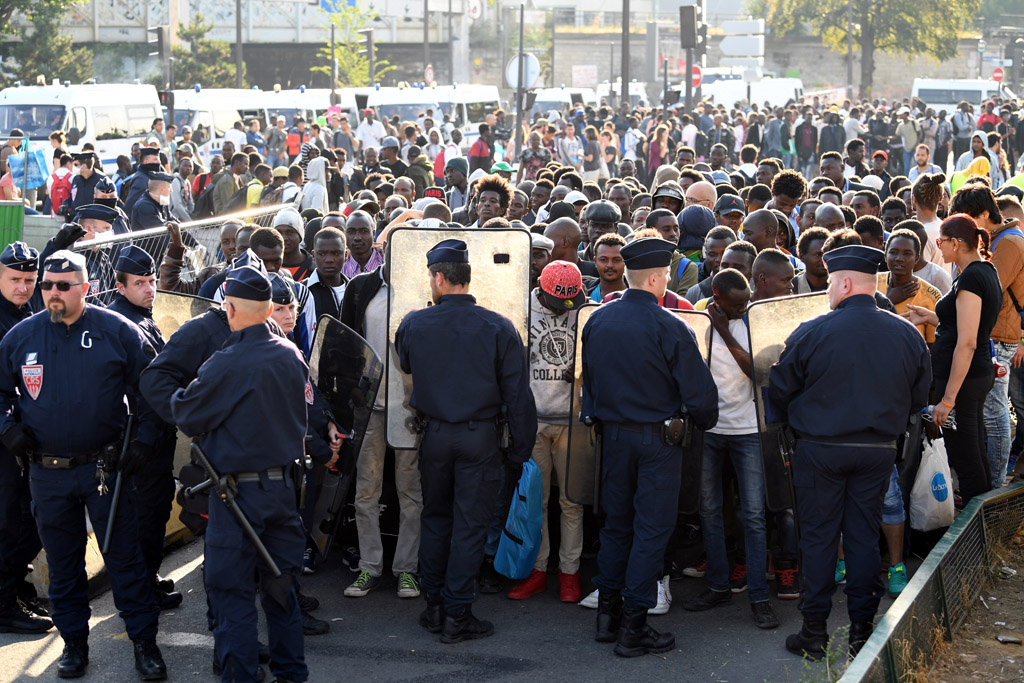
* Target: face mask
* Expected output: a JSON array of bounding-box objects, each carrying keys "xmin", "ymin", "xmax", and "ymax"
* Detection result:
[
  {"xmin": 72, "ymin": 166, "xmax": 81, "ymax": 176},
  {"xmin": 157, "ymin": 193, "xmax": 170, "ymax": 207}
]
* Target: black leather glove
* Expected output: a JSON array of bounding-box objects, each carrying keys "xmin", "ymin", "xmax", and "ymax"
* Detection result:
[
  {"xmin": 505, "ymin": 461, "xmax": 524, "ymax": 486},
  {"xmin": 1, "ymin": 424, "xmax": 36, "ymax": 460},
  {"xmin": 117, "ymin": 441, "xmax": 153, "ymax": 476},
  {"xmin": 52, "ymin": 223, "xmax": 87, "ymax": 250}
]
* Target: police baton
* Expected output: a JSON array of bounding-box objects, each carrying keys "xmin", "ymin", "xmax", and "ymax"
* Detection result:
[
  {"xmin": 185, "ymin": 442, "xmax": 282, "ymax": 577},
  {"xmin": 101, "ymin": 414, "xmax": 133, "ymax": 555}
]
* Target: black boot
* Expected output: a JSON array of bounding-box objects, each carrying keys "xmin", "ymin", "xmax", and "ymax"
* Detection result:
[
  {"xmin": 214, "ymin": 643, "xmax": 271, "ymax": 675},
  {"xmin": 133, "ymin": 639, "xmax": 167, "ymax": 681},
  {"xmin": 57, "ymin": 639, "xmax": 89, "ymax": 679},
  {"xmin": 155, "ymin": 589, "xmax": 183, "ymax": 611},
  {"xmin": 614, "ymin": 605, "xmax": 675, "ymax": 658},
  {"xmin": 849, "ymin": 621, "xmax": 874, "ymax": 659},
  {"xmin": 0, "ymin": 600, "xmax": 52, "ymax": 634},
  {"xmin": 478, "ymin": 557, "xmax": 502, "ymax": 594},
  {"xmin": 785, "ymin": 619, "xmax": 829, "ymax": 661},
  {"xmin": 153, "ymin": 576, "xmax": 174, "ymax": 593},
  {"xmin": 419, "ymin": 593, "xmax": 444, "ymax": 634},
  {"xmin": 595, "ymin": 591, "xmax": 623, "ymax": 643},
  {"xmin": 440, "ymin": 606, "xmax": 495, "ymax": 644}
]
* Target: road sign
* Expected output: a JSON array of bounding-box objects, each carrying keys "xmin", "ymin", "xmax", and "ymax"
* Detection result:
[
  {"xmin": 720, "ymin": 19, "xmax": 765, "ymax": 35},
  {"xmin": 425, "ymin": 64, "xmax": 434, "ymax": 83},
  {"xmin": 505, "ymin": 53, "xmax": 541, "ymax": 89},
  {"xmin": 692, "ymin": 65, "xmax": 702, "ymax": 89},
  {"xmin": 994, "ymin": 66, "xmax": 1005, "ymax": 82}
]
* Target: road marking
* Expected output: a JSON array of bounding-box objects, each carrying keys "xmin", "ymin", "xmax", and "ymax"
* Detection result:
[{"xmin": 158, "ymin": 632, "xmax": 215, "ymax": 648}]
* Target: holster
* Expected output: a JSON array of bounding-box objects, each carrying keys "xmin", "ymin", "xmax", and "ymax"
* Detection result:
[{"xmin": 662, "ymin": 415, "xmax": 692, "ymax": 447}]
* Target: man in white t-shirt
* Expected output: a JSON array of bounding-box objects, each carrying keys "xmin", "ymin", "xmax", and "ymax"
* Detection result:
[
  {"xmin": 682, "ymin": 268, "xmax": 780, "ymax": 630},
  {"xmin": 356, "ymin": 109, "xmax": 387, "ymax": 152}
]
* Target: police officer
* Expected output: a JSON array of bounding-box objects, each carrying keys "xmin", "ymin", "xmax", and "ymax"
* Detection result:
[
  {"xmin": 130, "ymin": 171, "xmax": 174, "ymax": 231},
  {"xmin": 39, "ymin": 207, "xmax": 120, "ymax": 305},
  {"xmin": 107, "ymin": 245, "xmax": 183, "ymax": 609},
  {"xmin": 581, "ymin": 236, "xmax": 719, "ymax": 658},
  {"xmin": 395, "ymin": 238, "xmax": 537, "ymax": 643},
  {"xmin": 170, "ymin": 263, "xmax": 310, "ymax": 683},
  {"xmin": 124, "ymin": 147, "xmax": 163, "ymax": 217},
  {"xmin": 0, "ymin": 250, "xmax": 166, "ymax": 679},
  {"xmin": 0, "ymin": 242, "xmax": 52, "ymax": 635},
  {"xmin": 768, "ymin": 245, "xmax": 931, "ymax": 660},
  {"xmin": 68, "ymin": 152, "xmax": 103, "ymax": 213}
]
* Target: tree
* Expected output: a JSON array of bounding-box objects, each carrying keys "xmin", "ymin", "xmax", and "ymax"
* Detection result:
[
  {"xmin": 309, "ymin": 2, "xmax": 394, "ymax": 88},
  {"xmin": 0, "ymin": 0, "xmax": 92, "ymax": 88},
  {"xmin": 754, "ymin": 0, "xmax": 981, "ymax": 97},
  {"xmin": 152, "ymin": 14, "xmax": 241, "ymax": 90}
]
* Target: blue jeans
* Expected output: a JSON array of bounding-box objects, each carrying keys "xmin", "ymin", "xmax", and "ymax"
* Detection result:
[
  {"xmin": 1008, "ymin": 362, "xmax": 1024, "ymax": 470},
  {"xmin": 698, "ymin": 432, "xmax": 770, "ymax": 602},
  {"xmin": 903, "ymin": 150, "xmax": 915, "ymax": 177},
  {"xmin": 985, "ymin": 341, "xmax": 1016, "ymax": 489},
  {"xmin": 881, "ymin": 465, "xmax": 905, "ymax": 525}
]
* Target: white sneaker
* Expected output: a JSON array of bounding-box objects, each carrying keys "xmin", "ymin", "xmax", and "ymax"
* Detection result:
[
  {"xmin": 579, "ymin": 588, "xmax": 599, "ymax": 609},
  {"xmin": 648, "ymin": 575, "xmax": 672, "ymax": 616}
]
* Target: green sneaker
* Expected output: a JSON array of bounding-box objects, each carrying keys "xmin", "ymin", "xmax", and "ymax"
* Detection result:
[
  {"xmin": 888, "ymin": 563, "xmax": 908, "ymax": 597},
  {"xmin": 344, "ymin": 570, "xmax": 381, "ymax": 597},
  {"xmin": 397, "ymin": 572, "xmax": 421, "ymax": 599},
  {"xmin": 834, "ymin": 559, "xmax": 846, "ymax": 585}
]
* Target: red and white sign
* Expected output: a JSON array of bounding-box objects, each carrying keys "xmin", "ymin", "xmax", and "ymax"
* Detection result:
[
  {"xmin": 993, "ymin": 67, "xmax": 1005, "ymax": 83},
  {"xmin": 691, "ymin": 65, "xmax": 703, "ymax": 89},
  {"xmin": 21, "ymin": 364, "xmax": 42, "ymax": 400},
  {"xmin": 425, "ymin": 65, "xmax": 434, "ymax": 84}
]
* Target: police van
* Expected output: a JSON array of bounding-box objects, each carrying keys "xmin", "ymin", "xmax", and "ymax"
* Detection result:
[
  {"xmin": 169, "ymin": 86, "xmax": 269, "ymax": 165},
  {"xmin": 911, "ymin": 78, "xmax": 1018, "ymax": 116},
  {"xmin": 434, "ymin": 84, "xmax": 501, "ymax": 150},
  {"xmin": 596, "ymin": 81, "xmax": 650, "ymax": 108},
  {"xmin": 366, "ymin": 85, "xmax": 440, "ymax": 125},
  {"xmin": 0, "ymin": 82, "xmax": 162, "ymax": 174},
  {"xmin": 262, "ymin": 87, "xmax": 320, "ymax": 127}
]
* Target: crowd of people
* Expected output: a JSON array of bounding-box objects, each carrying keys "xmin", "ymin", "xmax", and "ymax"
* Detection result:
[{"xmin": 1, "ymin": 87, "xmax": 1024, "ymax": 681}]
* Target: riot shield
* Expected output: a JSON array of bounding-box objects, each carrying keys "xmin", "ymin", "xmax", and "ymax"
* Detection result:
[
  {"xmin": 153, "ymin": 290, "xmax": 216, "ymax": 340},
  {"xmin": 307, "ymin": 315, "xmax": 384, "ymax": 559},
  {"xmin": 384, "ymin": 227, "xmax": 532, "ymax": 449},
  {"xmin": 675, "ymin": 309, "xmax": 712, "ymax": 515},
  {"xmin": 746, "ymin": 293, "xmax": 830, "ymax": 512}
]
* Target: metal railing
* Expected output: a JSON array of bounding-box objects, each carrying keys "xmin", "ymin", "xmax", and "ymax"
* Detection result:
[
  {"xmin": 70, "ymin": 205, "xmax": 287, "ymax": 301},
  {"xmin": 841, "ymin": 481, "xmax": 1024, "ymax": 682}
]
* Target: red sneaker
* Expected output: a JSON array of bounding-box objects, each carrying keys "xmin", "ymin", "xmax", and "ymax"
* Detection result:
[
  {"xmin": 559, "ymin": 570, "xmax": 582, "ymax": 603},
  {"xmin": 507, "ymin": 569, "xmax": 547, "ymax": 600}
]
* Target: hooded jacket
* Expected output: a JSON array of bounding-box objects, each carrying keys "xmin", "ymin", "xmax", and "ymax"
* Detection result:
[
  {"xmin": 954, "ymin": 131, "xmax": 1002, "ymax": 187},
  {"xmin": 989, "ymin": 217, "xmax": 1024, "ymax": 343},
  {"xmin": 405, "ymin": 154, "xmax": 433, "ymax": 198},
  {"xmin": 300, "ymin": 157, "xmax": 329, "ymax": 214}
]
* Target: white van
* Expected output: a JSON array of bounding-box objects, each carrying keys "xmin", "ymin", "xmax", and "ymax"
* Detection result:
[
  {"xmin": 0, "ymin": 83, "xmax": 161, "ymax": 174},
  {"xmin": 696, "ymin": 77, "xmax": 804, "ymax": 110},
  {"xmin": 531, "ymin": 87, "xmax": 572, "ymax": 120},
  {"xmin": 169, "ymin": 86, "xmax": 269, "ymax": 165},
  {"xmin": 911, "ymin": 78, "xmax": 1018, "ymax": 116},
  {"xmin": 366, "ymin": 85, "xmax": 440, "ymax": 125},
  {"xmin": 596, "ymin": 81, "xmax": 650, "ymax": 108},
  {"xmin": 434, "ymin": 84, "xmax": 501, "ymax": 149},
  {"xmin": 262, "ymin": 88, "xmax": 319, "ymax": 128}
]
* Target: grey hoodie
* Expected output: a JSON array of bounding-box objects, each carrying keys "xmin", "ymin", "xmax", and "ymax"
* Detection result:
[
  {"xmin": 954, "ymin": 130, "xmax": 1002, "ymax": 187},
  {"xmin": 528, "ymin": 289, "xmax": 578, "ymax": 424}
]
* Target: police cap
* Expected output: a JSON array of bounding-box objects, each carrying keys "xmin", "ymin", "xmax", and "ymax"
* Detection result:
[
  {"xmin": 115, "ymin": 244, "xmax": 155, "ymax": 276},
  {"xmin": 582, "ymin": 199, "xmax": 621, "ymax": 224},
  {"xmin": 71, "ymin": 152, "xmax": 95, "ymax": 164},
  {"xmin": 0, "ymin": 241, "xmax": 38, "ymax": 272},
  {"xmin": 231, "ymin": 248, "xmax": 268, "ymax": 275},
  {"xmin": 43, "ymin": 250, "xmax": 86, "ymax": 273},
  {"xmin": 74, "ymin": 203, "xmax": 120, "ymax": 224},
  {"xmin": 138, "ymin": 147, "xmax": 160, "ymax": 160},
  {"xmin": 822, "ymin": 245, "xmax": 884, "ymax": 274},
  {"xmin": 426, "ymin": 239, "xmax": 469, "ymax": 266},
  {"xmin": 149, "ymin": 172, "xmax": 174, "ymax": 183},
  {"xmin": 267, "ymin": 272, "xmax": 296, "ymax": 305},
  {"xmin": 620, "ymin": 237, "xmax": 675, "ymax": 269},
  {"xmin": 224, "ymin": 264, "xmax": 272, "ymax": 301}
]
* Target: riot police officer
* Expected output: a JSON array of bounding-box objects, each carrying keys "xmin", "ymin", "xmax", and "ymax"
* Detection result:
[
  {"xmin": 171, "ymin": 263, "xmax": 310, "ymax": 683},
  {"xmin": 768, "ymin": 245, "xmax": 931, "ymax": 660},
  {"xmin": 0, "ymin": 250, "xmax": 166, "ymax": 679},
  {"xmin": 0, "ymin": 242, "xmax": 51, "ymax": 635},
  {"xmin": 395, "ymin": 238, "xmax": 537, "ymax": 643},
  {"xmin": 107, "ymin": 245, "xmax": 183, "ymax": 609},
  {"xmin": 581, "ymin": 236, "xmax": 719, "ymax": 658}
]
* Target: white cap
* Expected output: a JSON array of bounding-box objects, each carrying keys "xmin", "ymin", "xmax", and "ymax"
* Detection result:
[
  {"xmin": 898, "ymin": 106, "xmax": 911, "ymax": 115},
  {"xmin": 861, "ymin": 174, "xmax": 884, "ymax": 192},
  {"xmin": 565, "ymin": 190, "xmax": 589, "ymax": 204},
  {"xmin": 531, "ymin": 233, "xmax": 555, "ymax": 254}
]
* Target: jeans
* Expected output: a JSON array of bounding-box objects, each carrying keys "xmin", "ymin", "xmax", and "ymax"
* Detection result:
[
  {"xmin": 698, "ymin": 432, "xmax": 770, "ymax": 602},
  {"xmin": 881, "ymin": 465, "xmax": 905, "ymax": 525},
  {"xmin": 985, "ymin": 341, "xmax": 1016, "ymax": 489},
  {"xmin": 903, "ymin": 150, "xmax": 915, "ymax": 177},
  {"xmin": 799, "ymin": 157, "xmax": 814, "ymax": 179}
]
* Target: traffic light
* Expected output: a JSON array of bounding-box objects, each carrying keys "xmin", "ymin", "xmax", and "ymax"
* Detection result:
[
  {"xmin": 696, "ymin": 1, "xmax": 707, "ymax": 60},
  {"xmin": 358, "ymin": 28, "xmax": 376, "ymax": 81},
  {"xmin": 680, "ymin": 6, "xmax": 697, "ymax": 50},
  {"xmin": 1011, "ymin": 37, "xmax": 1024, "ymax": 88},
  {"xmin": 148, "ymin": 26, "xmax": 169, "ymax": 62}
]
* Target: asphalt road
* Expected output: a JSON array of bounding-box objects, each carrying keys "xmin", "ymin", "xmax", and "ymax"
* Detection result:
[{"xmin": 0, "ymin": 536, "xmax": 922, "ymax": 683}]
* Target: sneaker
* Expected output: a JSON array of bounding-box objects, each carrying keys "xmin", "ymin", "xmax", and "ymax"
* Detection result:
[
  {"xmin": 344, "ymin": 570, "xmax": 381, "ymax": 597},
  {"xmin": 397, "ymin": 572, "xmax": 421, "ymax": 599},
  {"xmin": 776, "ymin": 567, "xmax": 800, "ymax": 600},
  {"xmin": 558, "ymin": 571, "xmax": 582, "ymax": 603},
  {"xmin": 683, "ymin": 557, "xmax": 707, "ymax": 578},
  {"xmin": 751, "ymin": 600, "xmax": 780, "ymax": 630},
  {"xmin": 888, "ymin": 563, "xmax": 908, "ymax": 597},
  {"xmin": 342, "ymin": 546, "xmax": 360, "ymax": 569},
  {"xmin": 648, "ymin": 576, "xmax": 672, "ymax": 616},
  {"xmin": 766, "ymin": 557, "xmax": 776, "ymax": 581},
  {"xmin": 508, "ymin": 569, "xmax": 547, "ymax": 600},
  {"xmin": 302, "ymin": 548, "xmax": 315, "ymax": 575},
  {"xmin": 835, "ymin": 559, "xmax": 847, "ymax": 585},
  {"xmin": 579, "ymin": 588, "xmax": 599, "ymax": 609},
  {"xmin": 683, "ymin": 588, "xmax": 732, "ymax": 611},
  {"xmin": 730, "ymin": 564, "xmax": 748, "ymax": 593}
]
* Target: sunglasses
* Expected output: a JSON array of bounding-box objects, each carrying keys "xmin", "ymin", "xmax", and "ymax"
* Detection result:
[
  {"xmin": 935, "ymin": 236, "xmax": 960, "ymax": 247},
  {"xmin": 40, "ymin": 280, "xmax": 86, "ymax": 292}
]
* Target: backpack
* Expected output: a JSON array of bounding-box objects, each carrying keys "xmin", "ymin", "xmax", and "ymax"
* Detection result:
[
  {"xmin": 223, "ymin": 179, "xmax": 258, "ymax": 214},
  {"xmin": 191, "ymin": 181, "xmax": 217, "ymax": 219}
]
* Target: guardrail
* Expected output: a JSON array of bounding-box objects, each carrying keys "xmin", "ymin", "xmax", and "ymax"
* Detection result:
[{"xmin": 841, "ymin": 481, "xmax": 1024, "ymax": 682}]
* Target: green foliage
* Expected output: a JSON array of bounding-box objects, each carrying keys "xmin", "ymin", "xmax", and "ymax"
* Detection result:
[
  {"xmin": 151, "ymin": 14, "xmax": 242, "ymax": 90},
  {"xmin": 309, "ymin": 3, "xmax": 394, "ymax": 88},
  {"xmin": 0, "ymin": 0, "xmax": 92, "ymax": 87},
  {"xmin": 510, "ymin": 12, "xmax": 554, "ymax": 88}
]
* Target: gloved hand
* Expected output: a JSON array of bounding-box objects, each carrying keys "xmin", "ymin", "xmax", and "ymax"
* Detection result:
[
  {"xmin": 505, "ymin": 461, "xmax": 524, "ymax": 485},
  {"xmin": 117, "ymin": 442, "xmax": 153, "ymax": 476},
  {"xmin": 52, "ymin": 223, "xmax": 87, "ymax": 250},
  {"xmin": 1, "ymin": 424, "xmax": 36, "ymax": 460}
]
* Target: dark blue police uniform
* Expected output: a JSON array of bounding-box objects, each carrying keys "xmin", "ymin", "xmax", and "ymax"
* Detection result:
[
  {"xmin": 129, "ymin": 171, "xmax": 173, "ymax": 231},
  {"xmin": 768, "ymin": 245, "xmax": 931, "ymax": 660},
  {"xmin": 68, "ymin": 165, "xmax": 103, "ymax": 214},
  {"xmin": 395, "ymin": 239, "xmax": 537, "ymax": 642},
  {"xmin": 171, "ymin": 264, "xmax": 309, "ymax": 683},
  {"xmin": 581, "ymin": 237, "xmax": 718, "ymax": 657},
  {"xmin": 39, "ymin": 205, "xmax": 120, "ymax": 305},
  {"xmin": 0, "ymin": 250, "xmax": 166, "ymax": 678},
  {"xmin": 0, "ymin": 242, "xmax": 51, "ymax": 635},
  {"xmin": 107, "ymin": 245, "xmax": 181, "ymax": 603},
  {"xmin": 124, "ymin": 151, "xmax": 162, "ymax": 218}
]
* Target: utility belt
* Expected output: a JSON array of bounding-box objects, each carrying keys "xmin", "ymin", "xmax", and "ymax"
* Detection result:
[
  {"xmin": 232, "ymin": 466, "xmax": 290, "ymax": 485},
  {"xmin": 609, "ymin": 415, "xmax": 692, "ymax": 448},
  {"xmin": 414, "ymin": 414, "xmax": 499, "ymax": 434},
  {"xmin": 801, "ymin": 438, "xmax": 897, "ymax": 450},
  {"xmin": 32, "ymin": 449, "xmax": 105, "ymax": 469}
]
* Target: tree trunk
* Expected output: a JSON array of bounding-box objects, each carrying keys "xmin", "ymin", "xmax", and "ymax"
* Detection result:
[{"xmin": 859, "ymin": 20, "xmax": 875, "ymax": 99}]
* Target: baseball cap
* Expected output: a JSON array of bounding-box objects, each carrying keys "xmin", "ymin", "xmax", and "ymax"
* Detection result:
[
  {"xmin": 565, "ymin": 190, "xmax": 589, "ymax": 205},
  {"xmin": 381, "ymin": 136, "xmax": 400, "ymax": 149},
  {"xmin": 539, "ymin": 260, "xmax": 586, "ymax": 310},
  {"xmin": 272, "ymin": 166, "xmax": 289, "ymax": 178},
  {"xmin": 714, "ymin": 194, "xmax": 745, "ymax": 216},
  {"xmin": 872, "ymin": 150, "xmax": 888, "ymax": 161}
]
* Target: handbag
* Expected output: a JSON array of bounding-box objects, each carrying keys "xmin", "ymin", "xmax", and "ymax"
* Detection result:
[
  {"xmin": 909, "ymin": 438, "xmax": 955, "ymax": 531},
  {"xmin": 7, "ymin": 147, "xmax": 48, "ymax": 189},
  {"xmin": 493, "ymin": 460, "xmax": 543, "ymax": 580}
]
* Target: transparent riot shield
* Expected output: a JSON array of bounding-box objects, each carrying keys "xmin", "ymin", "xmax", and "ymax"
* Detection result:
[
  {"xmin": 152, "ymin": 290, "xmax": 216, "ymax": 339},
  {"xmin": 676, "ymin": 309, "xmax": 712, "ymax": 516},
  {"xmin": 746, "ymin": 293, "xmax": 830, "ymax": 512},
  {"xmin": 307, "ymin": 315, "xmax": 384, "ymax": 559},
  {"xmin": 385, "ymin": 227, "xmax": 532, "ymax": 449}
]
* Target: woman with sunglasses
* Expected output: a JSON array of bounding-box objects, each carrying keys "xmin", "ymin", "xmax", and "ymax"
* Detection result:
[{"xmin": 905, "ymin": 214, "xmax": 1003, "ymax": 503}]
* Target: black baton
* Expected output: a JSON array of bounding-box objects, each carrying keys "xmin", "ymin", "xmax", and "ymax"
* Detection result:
[{"xmin": 101, "ymin": 414, "xmax": 133, "ymax": 555}]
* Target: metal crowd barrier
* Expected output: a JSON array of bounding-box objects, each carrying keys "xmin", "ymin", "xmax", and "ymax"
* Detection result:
[
  {"xmin": 841, "ymin": 481, "xmax": 1024, "ymax": 682},
  {"xmin": 71, "ymin": 205, "xmax": 288, "ymax": 300}
]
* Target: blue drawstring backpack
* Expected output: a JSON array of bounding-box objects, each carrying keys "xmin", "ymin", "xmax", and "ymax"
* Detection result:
[{"xmin": 494, "ymin": 460, "xmax": 543, "ymax": 580}]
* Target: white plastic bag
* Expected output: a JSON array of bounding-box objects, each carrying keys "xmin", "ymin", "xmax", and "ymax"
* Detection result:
[{"xmin": 909, "ymin": 438, "xmax": 955, "ymax": 531}]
